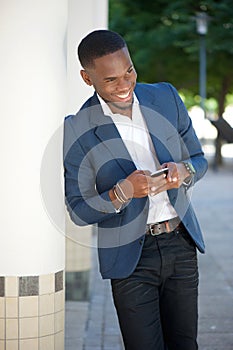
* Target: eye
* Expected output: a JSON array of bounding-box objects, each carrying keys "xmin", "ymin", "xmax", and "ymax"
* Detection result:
[
  {"xmin": 127, "ymin": 67, "xmax": 134, "ymax": 74},
  {"xmin": 105, "ymin": 78, "xmax": 116, "ymax": 83}
]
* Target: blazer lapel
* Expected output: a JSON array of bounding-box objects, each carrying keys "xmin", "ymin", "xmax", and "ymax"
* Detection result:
[
  {"xmin": 89, "ymin": 94, "xmax": 136, "ymax": 176},
  {"xmin": 135, "ymin": 85, "xmax": 176, "ymax": 164}
]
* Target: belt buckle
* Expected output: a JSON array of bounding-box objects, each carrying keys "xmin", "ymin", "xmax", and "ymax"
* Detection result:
[
  {"xmin": 149, "ymin": 223, "xmax": 162, "ymax": 236},
  {"xmin": 149, "ymin": 224, "xmax": 155, "ymax": 236},
  {"xmin": 147, "ymin": 218, "xmax": 178, "ymax": 236}
]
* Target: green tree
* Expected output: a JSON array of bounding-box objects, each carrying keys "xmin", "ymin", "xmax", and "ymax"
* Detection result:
[{"xmin": 109, "ymin": 0, "xmax": 233, "ymax": 116}]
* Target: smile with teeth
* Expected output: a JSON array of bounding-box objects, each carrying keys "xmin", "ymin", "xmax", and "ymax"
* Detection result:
[{"xmin": 115, "ymin": 91, "xmax": 131, "ymax": 99}]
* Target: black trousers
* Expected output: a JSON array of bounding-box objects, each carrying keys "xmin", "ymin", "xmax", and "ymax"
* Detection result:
[{"xmin": 111, "ymin": 224, "xmax": 199, "ymax": 350}]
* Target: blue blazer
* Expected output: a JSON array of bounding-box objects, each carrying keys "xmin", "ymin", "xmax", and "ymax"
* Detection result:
[{"xmin": 64, "ymin": 82, "xmax": 208, "ymax": 279}]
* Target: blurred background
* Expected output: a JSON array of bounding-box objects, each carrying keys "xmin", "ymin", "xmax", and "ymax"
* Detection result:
[{"xmin": 109, "ymin": 0, "xmax": 233, "ymax": 168}]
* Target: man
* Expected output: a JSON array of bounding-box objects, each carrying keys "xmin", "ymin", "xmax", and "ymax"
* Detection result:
[{"xmin": 64, "ymin": 30, "xmax": 208, "ymax": 350}]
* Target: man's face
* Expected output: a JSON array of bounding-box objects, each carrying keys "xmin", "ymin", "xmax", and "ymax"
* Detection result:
[{"xmin": 80, "ymin": 47, "xmax": 137, "ymax": 109}]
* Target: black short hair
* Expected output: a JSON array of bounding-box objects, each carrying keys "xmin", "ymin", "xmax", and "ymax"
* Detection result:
[{"xmin": 77, "ymin": 30, "xmax": 127, "ymax": 68}]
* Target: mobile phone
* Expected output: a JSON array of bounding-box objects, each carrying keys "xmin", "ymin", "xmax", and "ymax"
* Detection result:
[{"xmin": 151, "ymin": 167, "xmax": 169, "ymax": 177}]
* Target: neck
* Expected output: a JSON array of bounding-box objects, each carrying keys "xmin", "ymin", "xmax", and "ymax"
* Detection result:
[{"xmin": 108, "ymin": 101, "xmax": 133, "ymax": 118}]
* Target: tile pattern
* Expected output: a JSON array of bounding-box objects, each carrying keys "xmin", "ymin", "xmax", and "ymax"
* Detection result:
[
  {"xmin": 55, "ymin": 271, "xmax": 63, "ymax": 292},
  {"xmin": 0, "ymin": 270, "xmax": 64, "ymax": 350},
  {"xmin": 5, "ymin": 277, "xmax": 18, "ymax": 297},
  {"xmin": 19, "ymin": 276, "xmax": 39, "ymax": 297},
  {"xmin": 0, "ymin": 277, "xmax": 4, "ymax": 297}
]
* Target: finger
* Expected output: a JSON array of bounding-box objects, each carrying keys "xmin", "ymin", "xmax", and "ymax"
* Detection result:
[
  {"xmin": 134, "ymin": 169, "xmax": 145, "ymax": 174},
  {"xmin": 149, "ymin": 176, "xmax": 167, "ymax": 186},
  {"xmin": 142, "ymin": 169, "xmax": 151, "ymax": 176}
]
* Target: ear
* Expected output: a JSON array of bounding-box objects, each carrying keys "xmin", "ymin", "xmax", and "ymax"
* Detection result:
[{"xmin": 80, "ymin": 70, "xmax": 93, "ymax": 86}]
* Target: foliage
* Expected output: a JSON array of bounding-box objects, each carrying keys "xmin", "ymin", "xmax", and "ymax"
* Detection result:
[{"xmin": 109, "ymin": 0, "xmax": 233, "ymax": 115}]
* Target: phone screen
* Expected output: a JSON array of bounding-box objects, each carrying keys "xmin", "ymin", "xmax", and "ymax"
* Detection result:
[{"xmin": 151, "ymin": 168, "xmax": 168, "ymax": 177}]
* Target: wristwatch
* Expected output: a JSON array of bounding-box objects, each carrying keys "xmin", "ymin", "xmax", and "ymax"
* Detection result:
[{"xmin": 182, "ymin": 161, "xmax": 196, "ymax": 185}]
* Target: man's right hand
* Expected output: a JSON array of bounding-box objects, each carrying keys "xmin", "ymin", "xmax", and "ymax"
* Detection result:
[{"xmin": 121, "ymin": 169, "xmax": 167, "ymax": 199}]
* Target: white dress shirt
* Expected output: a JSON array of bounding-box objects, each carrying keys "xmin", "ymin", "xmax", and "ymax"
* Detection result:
[{"xmin": 97, "ymin": 94, "xmax": 177, "ymax": 223}]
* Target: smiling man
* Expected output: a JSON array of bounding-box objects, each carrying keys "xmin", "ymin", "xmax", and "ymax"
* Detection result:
[{"xmin": 64, "ymin": 30, "xmax": 208, "ymax": 350}]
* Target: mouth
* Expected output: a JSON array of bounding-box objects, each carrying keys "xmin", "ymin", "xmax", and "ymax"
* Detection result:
[{"xmin": 115, "ymin": 90, "xmax": 132, "ymax": 101}]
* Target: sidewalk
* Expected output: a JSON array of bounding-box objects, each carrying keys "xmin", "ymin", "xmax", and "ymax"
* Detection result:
[{"xmin": 65, "ymin": 161, "xmax": 233, "ymax": 350}]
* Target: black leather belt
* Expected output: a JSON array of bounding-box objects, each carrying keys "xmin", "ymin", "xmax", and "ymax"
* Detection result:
[{"xmin": 146, "ymin": 217, "xmax": 181, "ymax": 236}]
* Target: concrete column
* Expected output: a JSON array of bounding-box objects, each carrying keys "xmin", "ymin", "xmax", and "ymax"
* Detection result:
[{"xmin": 0, "ymin": 1, "xmax": 66, "ymax": 349}]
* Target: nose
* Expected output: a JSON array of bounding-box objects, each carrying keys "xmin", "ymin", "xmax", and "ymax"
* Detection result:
[{"xmin": 116, "ymin": 77, "xmax": 131, "ymax": 92}]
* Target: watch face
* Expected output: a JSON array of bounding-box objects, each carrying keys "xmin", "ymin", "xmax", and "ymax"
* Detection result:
[
  {"xmin": 188, "ymin": 162, "xmax": 196, "ymax": 174},
  {"xmin": 183, "ymin": 162, "xmax": 196, "ymax": 176}
]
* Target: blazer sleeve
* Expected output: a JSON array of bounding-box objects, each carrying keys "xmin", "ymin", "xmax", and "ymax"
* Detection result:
[
  {"xmin": 166, "ymin": 83, "xmax": 208, "ymax": 184},
  {"xmin": 63, "ymin": 116, "xmax": 119, "ymax": 226}
]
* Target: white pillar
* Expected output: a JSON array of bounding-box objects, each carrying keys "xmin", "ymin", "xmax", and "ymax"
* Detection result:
[{"xmin": 0, "ymin": 1, "xmax": 66, "ymax": 349}]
